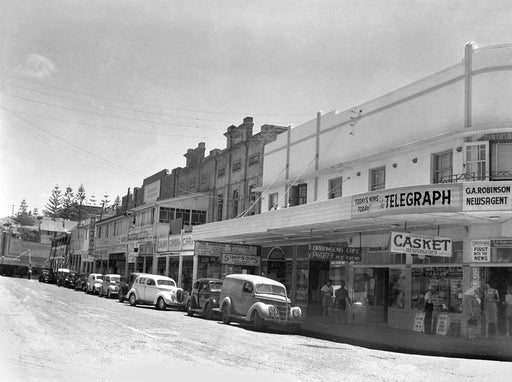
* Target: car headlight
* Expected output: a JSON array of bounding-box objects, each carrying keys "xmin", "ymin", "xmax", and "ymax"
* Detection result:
[
  {"xmin": 268, "ymin": 305, "xmax": 280, "ymax": 319},
  {"xmin": 290, "ymin": 307, "xmax": 302, "ymax": 319}
]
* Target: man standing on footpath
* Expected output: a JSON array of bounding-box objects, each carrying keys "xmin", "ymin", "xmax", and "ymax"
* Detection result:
[
  {"xmin": 335, "ymin": 280, "xmax": 352, "ymax": 324},
  {"xmin": 424, "ymin": 286, "xmax": 434, "ymax": 334}
]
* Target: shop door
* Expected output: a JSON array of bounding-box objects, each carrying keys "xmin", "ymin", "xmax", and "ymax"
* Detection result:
[
  {"xmin": 308, "ymin": 261, "xmax": 330, "ymax": 305},
  {"xmin": 488, "ymin": 267, "xmax": 512, "ymax": 335}
]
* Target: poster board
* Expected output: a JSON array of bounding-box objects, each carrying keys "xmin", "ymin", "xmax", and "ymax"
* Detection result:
[
  {"xmin": 436, "ymin": 314, "xmax": 450, "ymax": 335},
  {"xmin": 413, "ymin": 312, "xmax": 425, "ymax": 332}
]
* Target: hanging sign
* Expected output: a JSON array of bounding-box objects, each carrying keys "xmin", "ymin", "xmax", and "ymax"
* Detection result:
[
  {"xmin": 470, "ymin": 239, "xmax": 491, "ymax": 263},
  {"xmin": 390, "ymin": 232, "xmax": 452, "ymax": 257}
]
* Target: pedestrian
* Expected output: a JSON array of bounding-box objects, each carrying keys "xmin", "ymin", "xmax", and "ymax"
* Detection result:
[
  {"xmin": 462, "ymin": 284, "xmax": 481, "ymax": 340},
  {"xmin": 321, "ymin": 279, "xmax": 334, "ymax": 324},
  {"xmin": 484, "ymin": 282, "xmax": 500, "ymax": 338},
  {"xmin": 423, "ymin": 286, "xmax": 434, "ymax": 334},
  {"xmin": 504, "ymin": 286, "xmax": 512, "ymax": 337},
  {"xmin": 335, "ymin": 280, "xmax": 352, "ymax": 324}
]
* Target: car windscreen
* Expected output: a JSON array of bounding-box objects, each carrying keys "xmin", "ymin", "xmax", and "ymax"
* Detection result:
[
  {"xmin": 209, "ymin": 282, "xmax": 223, "ymax": 292},
  {"xmin": 157, "ymin": 279, "xmax": 176, "ymax": 287},
  {"xmin": 110, "ymin": 276, "xmax": 120, "ymax": 282},
  {"xmin": 95, "ymin": 276, "xmax": 103, "ymax": 281},
  {"xmin": 254, "ymin": 283, "xmax": 286, "ymax": 297}
]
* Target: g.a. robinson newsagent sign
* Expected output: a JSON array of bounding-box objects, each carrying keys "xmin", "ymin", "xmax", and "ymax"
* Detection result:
[{"xmin": 351, "ymin": 184, "xmax": 460, "ymax": 217}]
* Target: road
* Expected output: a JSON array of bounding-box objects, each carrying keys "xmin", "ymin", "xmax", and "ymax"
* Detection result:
[{"xmin": 1, "ymin": 277, "xmax": 511, "ymax": 382}]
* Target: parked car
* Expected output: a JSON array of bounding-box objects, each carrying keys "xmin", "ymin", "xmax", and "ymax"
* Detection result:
[
  {"xmin": 86, "ymin": 273, "xmax": 103, "ymax": 294},
  {"xmin": 218, "ymin": 274, "xmax": 302, "ymax": 331},
  {"xmin": 118, "ymin": 272, "xmax": 148, "ymax": 303},
  {"xmin": 56, "ymin": 268, "xmax": 70, "ymax": 287},
  {"xmin": 64, "ymin": 272, "xmax": 77, "ymax": 289},
  {"xmin": 38, "ymin": 268, "xmax": 54, "ymax": 283},
  {"xmin": 185, "ymin": 278, "xmax": 223, "ymax": 320},
  {"xmin": 75, "ymin": 274, "xmax": 88, "ymax": 291},
  {"xmin": 99, "ymin": 274, "xmax": 121, "ymax": 298},
  {"xmin": 127, "ymin": 274, "xmax": 184, "ymax": 310}
]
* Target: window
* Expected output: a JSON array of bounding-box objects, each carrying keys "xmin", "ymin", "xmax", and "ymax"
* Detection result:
[
  {"xmin": 328, "ymin": 177, "xmax": 343, "ymax": 199},
  {"xmin": 200, "ymin": 173, "xmax": 207, "ymax": 184},
  {"xmin": 268, "ymin": 192, "xmax": 278, "ymax": 210},
  {"xmin": 370, "ymin": 167, "xmax": 385, "ymax": 191},
  {"xmin": 217, "ymin": 167, "xmax": 225, "ymax": 177},
  {"xmin": 248, "ymin": 184, "xmax": 257, "ymax": 202},
  {"xmin": 189, "ymin": 177, "xmax": 196, "ymax": 190},
  {"xmin": 242, "ymin": 282, "xmax": 253, "ymax": 293},
  {"xmin": 232, "ymin": 161, "xmax": 242, "ymax": 172},
  {"xmin": 217, "ymin": 194, "xmax": 224, "ymax": 221},
  {"xmin": 491, "ymin": 141, "xmax": 512, "ymax": 180},
  {"xmin": 288, "ymin": 184, "xmax": 307, "ymax": 206},
  {"xmin": 248, "ymin": 154, "xmax": 260, "ymax": 165},
  {"xmin": 232, "ymin": 190, "xmax": 239, "ymax": 218},
  {"xmin": 432, "ymin": 151, "xmax": 453, "ymax": 183},
  {"xmin": 464, "ymin": 142, "xmax": 488, "ymax": 181}
]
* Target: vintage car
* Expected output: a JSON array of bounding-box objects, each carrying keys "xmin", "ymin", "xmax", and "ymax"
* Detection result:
[
  {"xmin": 38, "ymin": 268, "xmax": 55, "ymax": 283},
  {"xmin": 127, "ymin": 274, "xmax": 184, "ymax": 310},
  {"xmin": 86, "ymin": 273, "xmax": 103, "ymax": 295},
  {"xmin": 118, "ymin": 272, "xmax": 149, "ymax": 303},
  {"xmin": 98, "ymin": 274, "xmax": 121, "ymax": 298},
  {"xmin": 218, "ymin": 274, "xmax": 302, "ymax": 331},
  {"xmin": 185, "ymin": 278, "xmax": 223, "ymax": 320},
  {"xmin": 64, "ymin": 272, "xmax": 78, "ymax": 289},
  {"xmin": 56, "ymin": 268, "xmax": 71, "ymax": 287}
]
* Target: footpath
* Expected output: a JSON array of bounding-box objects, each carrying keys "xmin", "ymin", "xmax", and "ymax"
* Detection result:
[{"xmin": 300, "ymin": 314, "xmax": 512, "ymax": 362}]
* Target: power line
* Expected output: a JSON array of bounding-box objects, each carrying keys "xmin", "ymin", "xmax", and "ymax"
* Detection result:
[{"xmin": 7, "ymin": 73, "xmax": 313, "ymax": 118}]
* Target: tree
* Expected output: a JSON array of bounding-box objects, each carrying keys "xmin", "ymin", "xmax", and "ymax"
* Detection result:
[
  {"xmin": 32, "ymin": 208, "xmax": 39, "ymax": 217},
  {"xmin": 101, "ymin": 193, "xmax": 110, "ymax": 209},
  {"xmin": 17, "ymin": 199, "xmax": 29, "ymax": 217},
  {"xmin": 113, "ymin": 195, "xmax": 121, "ymax": 213},
  {"xmin": 61, "ymin": 186, "xmax": 75, "ymax": 219},
  {"xmin": 75, "ymin": 183, "xmax": 86, "ymax": 224},
  {"xmin": 44, "ymin": 185, "xmax": 62, "ymax": 218},
  {"xmin": 89, "ymin": 193, "xmax": 97, "ymax": 206}
]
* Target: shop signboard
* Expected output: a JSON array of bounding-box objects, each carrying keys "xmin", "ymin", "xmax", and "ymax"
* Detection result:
[
  {"xmin": 309, "ymin": 245, "xmax": 361, "ymax": 261},
  {"xmin": 412, "ymin": 266, "xmax": 462, "ymax": 278},
  {"xmin": 87, "ymin": 217, "xmax": 96, "ymax": 259},
  {"xmin": 221, "ymin": 253, "xmax": 260, "ymax": 266},
  {"xmin": 470, "ymin": 239, "xmax": 491, "ymax": 263},
  {"xmin": 139, "ymin": 242, "xmax": 154, "ymax": 256},
  {"xmin": 182, "ymin": 233, "xmax": 194, "ymax": 250},
  {"xmin": 194, "ymin": 240, "xmax": 258, "ymax": 258},
  {"xmin": 352, "ymin": 184, "xmax": 460, "ymax": 217},
  {"xmin": 157, "ymin": 236, "xmax": 169, "ymax": 253},
  {"xmin": 168, "ymin": 234, "xmax": 181, "ymax": 251},
  {"xmin": 390, "ymin": 232, "xmax": 452, "ymax": 257},
  {"xmin": 143, "ymin": 180, "xmax": 161, "ymax": 203},
  {"xmin": 413, "ymin": 312, "xmax": 425, "ymax": 332},
  {"xmin": 491, "ymin": 239, "xmax": 512, "ymax": 248},
  {"xmin": 463, "ymin": 182, "xmax": 512, "ymax": 211}
]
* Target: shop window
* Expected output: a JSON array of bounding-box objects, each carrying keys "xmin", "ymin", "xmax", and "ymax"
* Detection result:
[
  {"xmin": 369, "ymin": 167, "xmax": 385, "ymax": 191},
  {"xmin": 388, "ymin": 268, "xmax": 406, "ymax": 309},
  {"xmin": 268, "ymin": 192, "xmax": 278, "ymax": 211},
  {"xmin": 353, "ymin": 268, "xmax": 387, "ymax": 307},
  {"xmin": 328, "ymin": 177, "xmax": 343, "ymax": 199},
  {"xmin": 464, "ymin": 142, "xmax": 488, "ymax": 181},
  {"xmin": 432, "ymin": 150, "xmax": 453, "ymax": 183},
  {"xmin": 491, "ymin": 141, "xmax": 512, "ymax": 180},
  {"xmin": 411, "ymin": 267, "xmax": 463, "ymax": 313}
]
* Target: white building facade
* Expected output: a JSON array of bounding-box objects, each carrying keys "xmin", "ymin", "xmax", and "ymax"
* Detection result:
[{"xmin": 193, "ymin": 42, "xmax": 512, "ymax": 337}]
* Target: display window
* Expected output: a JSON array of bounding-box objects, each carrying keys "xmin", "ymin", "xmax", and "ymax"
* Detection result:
[
  {"xmin": 388, "ymin": 268, "xmax": 406, "ymax": 309},
  {"xmin": 353, "ymin": 268, "xmax": 387, "ymax": 307},
  {"xmin": 197, "ymin": 256, "xmax": 221, "ymax": 279},
  {"xmin": 411, "ymin": 266, "xmax": 463, "ymax": 313}
]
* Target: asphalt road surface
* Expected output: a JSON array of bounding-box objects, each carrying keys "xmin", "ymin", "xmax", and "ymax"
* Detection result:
[{"xmin": 1, "ymin": 277, "xmax": 511, "ymax": 382}]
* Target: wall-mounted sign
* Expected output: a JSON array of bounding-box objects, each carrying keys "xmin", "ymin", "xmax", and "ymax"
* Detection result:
[
  {"xmin": 194, "ymin": 240, "xmax": 259, "ymax": 258},
  {"xmin": 144, "ymin": 180, "xmax": 161, "ymax": 203},
  {"xmin": 157, "ymin": 236, "xmax": 169, "ymax": 252},
  {"xmin": 309, "ymin": 245, "xmax": 361, "ymax": 261},
  {"xmin": 463, "ymin": 182, "xmax": 512, "ymax": 211},
  {"xmin": 471, "ymin": 239, "xmax": 491, "ymax": 263},
  {"xmin": 491, "ymin": 239, "xmax": 512, "ymax": 248},
  {"xmin": 412, "ymin": 266, "xmax": 462, "ymax": 278},
  {"xmin": 352, "ymin": 184, "xmax": 459, "ymax": 217},
  {"xmin": 390, "ymin": 232, "xmax": 452, "ymax": 257},
  {"xmin": 221, "ymin": 253, "xmax": 260, "ymax": 266}
]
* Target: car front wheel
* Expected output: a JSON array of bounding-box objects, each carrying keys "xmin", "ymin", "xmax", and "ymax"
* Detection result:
[
  {"xmin": 204, "ymin": 302, "xmax": 213, "ymax": 320},
  {"xmin": 107, "ymin": 290, "xmax": 111, "ymax": 299},
  {"xmin": 221, "ymin": 304, "xmax": 230, "ymax": 325},
  {"xmin": 157, "ymin": 297, "xmax": 166, "ymax": 311},
  {"xmin": 129, "ymin": 293, "xmax": 137, "ymax": 306},
  {"xmin": 253, "ymin": 311, "xmax": 266, "ymax": 331},
  {"xmin": 186, "ymin": 301, "xmax": 193, "ymax": 317}
]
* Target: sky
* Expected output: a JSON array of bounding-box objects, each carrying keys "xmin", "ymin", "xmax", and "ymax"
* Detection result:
[{"xmin": 1, "ymin": 0, "xmax": 512, "ymax": 217}]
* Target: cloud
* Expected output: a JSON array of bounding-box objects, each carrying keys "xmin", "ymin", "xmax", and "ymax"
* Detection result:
[{"xmin": 15, "ymin": 54, "xmax": 57, "ymax": 78}]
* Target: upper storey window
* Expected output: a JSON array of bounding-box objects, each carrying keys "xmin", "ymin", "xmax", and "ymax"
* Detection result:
[
  {"xmin": 432, "ymin": 151, "xmax": 453, "ymax": 184},
  {"xmin": 370, "ymin": 167, "xmax": 385, "ymax": 191},
  {"xmin": 464, "ymin": 142, "xmax": 488, "ymax": 181},
  {"xmin": 328, "ymin": 177, "xmax": 343, "ymax": 199},
  {"xmin": 491, "ymin": 141, "xmax": 512, "ymax": 181}
]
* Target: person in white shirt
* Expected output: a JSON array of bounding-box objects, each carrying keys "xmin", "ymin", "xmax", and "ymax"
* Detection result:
[{"xmin": 504, "ymin": 287, "xmax": 512, "ymax": 337}]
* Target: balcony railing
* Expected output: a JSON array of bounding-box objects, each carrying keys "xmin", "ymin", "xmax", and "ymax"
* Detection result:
[{"xmin": 434, "ymin": 171, "xmax": 512, "ymax": 184}]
